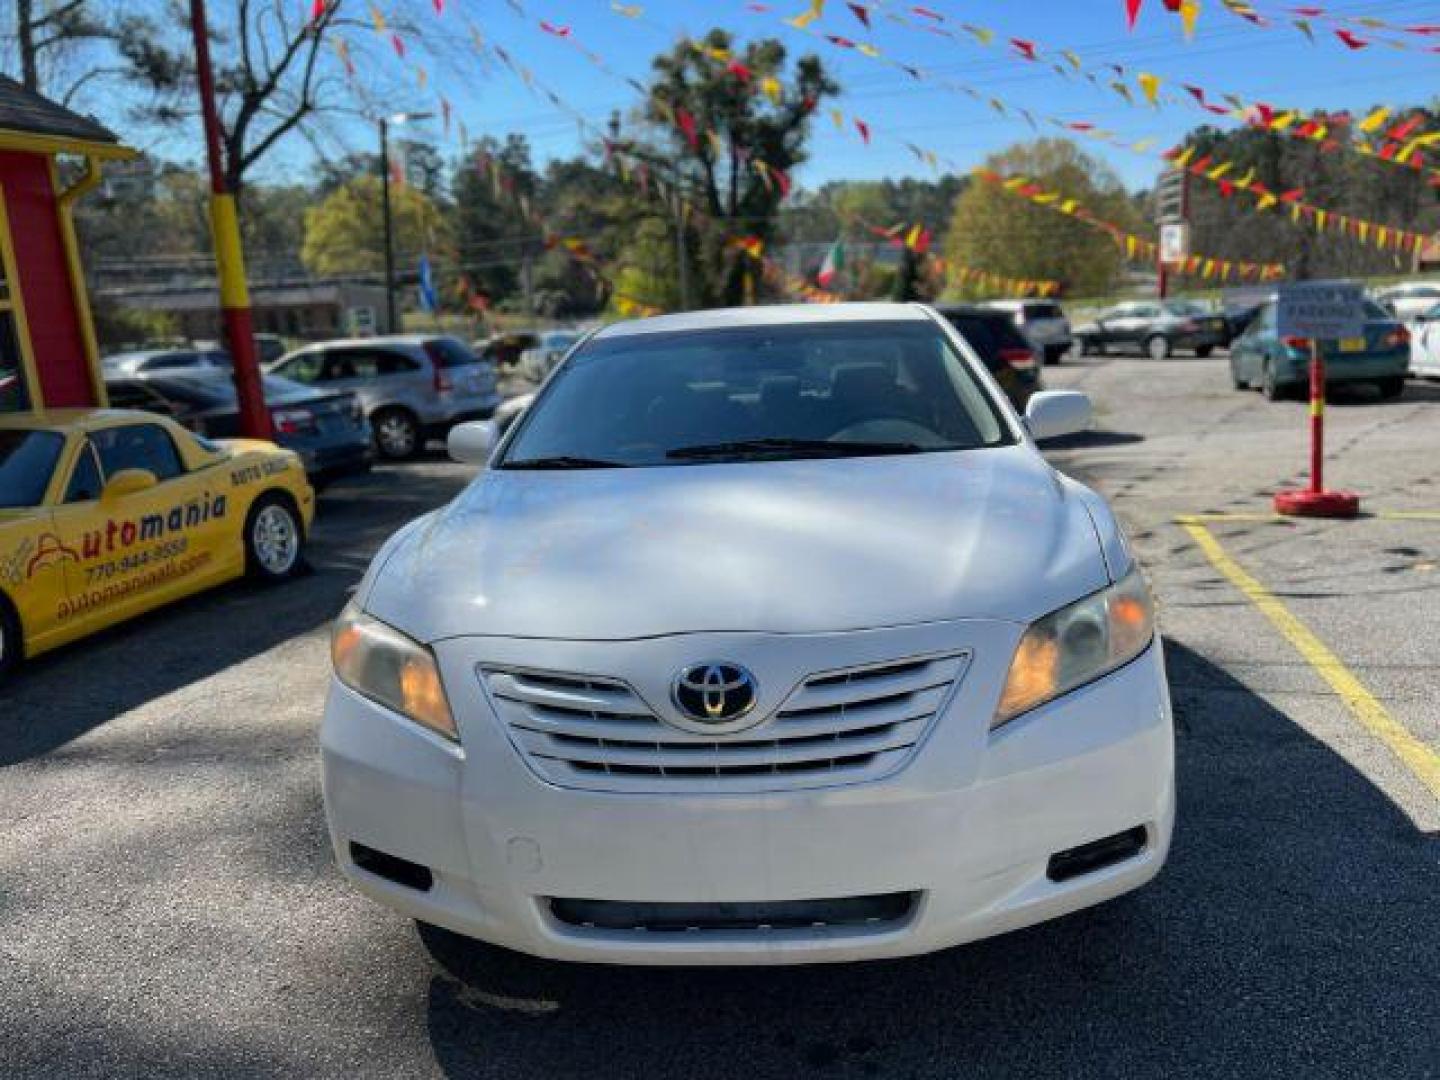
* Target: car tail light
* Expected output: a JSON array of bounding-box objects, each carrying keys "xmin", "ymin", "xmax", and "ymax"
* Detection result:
[
  {"xmin": 1283, "ymin": 336, "xmax": 1311, "ymax": 353},
  {"xmin": 422, "ymin": 341, "xmax": 454, "ymax": 392},
  {"xmin": 1383, "ymin": 327, "xmax": 1410, "ymax": 349},
  {"xmin": 271, "ymin": 407, "xmax": 317, "ymax": 435},
  {"xmin": 998, "ymin": 345, "xmax": 1039, "ymax": 371}
]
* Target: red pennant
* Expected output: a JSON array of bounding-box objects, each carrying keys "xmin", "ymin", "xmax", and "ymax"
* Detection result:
[
  {"xmin": 854, "ymin": 117, "xmax": 871, "ymax": 144},
  {"xmin": 847, "ymin": 3, "xmax": 871, "ymax": 29},
  {"xmin": 390, "ymin": 32, "xmax": 405, "ymax": 58},
  {"xmin": 675, "ymin": 107, "xmax": 699, "ymax": 150},
  {"xmin": 1335, "ymin": 28, "xmax": 1369, "ymax": 49},
  {"xmin": 912, "ymin": 5, "xmax": 943, "ymax": 19},
  {"xmin": 540, "ymin": 20, "xmax": 571, "ymax": 37},
  {"xmin": 1125, "ymin": 0, "xmax": 1144, "ymax": 29},
  {"xmin": 726, "ymin": 59, "xmax": 753, "ymax": 82},
  {"xmin": 310, "ymin": 0, "xmax": 327, "ymax": 23},
  {"xmin": 1010, "ymin": 38, "xmax": 1038, "ymax": 61}
]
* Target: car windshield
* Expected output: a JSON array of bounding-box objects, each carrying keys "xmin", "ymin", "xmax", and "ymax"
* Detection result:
[
  {"xmin": 0, "ymin": 429, "xmax": 63, "ymax": 508},
  {"xmin": 500, "ymin": 320, "xmax": 1011, "ymax": 468}
]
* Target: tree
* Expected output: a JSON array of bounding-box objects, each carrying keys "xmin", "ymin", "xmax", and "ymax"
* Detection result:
[
  {"xmin": 946, "ymin": 139, "xmax": 1142, "ymax": 298},
  {"xmin": 301, "ymin": 174, "xmax": 448, "ymax": 277},
  {"xmin": 4, "ymin": 0, "xmax": 117, "ymax": 103},
  {"xmin": 639, "ymin": 29, "xmax": 838, "ymax": 306},
  {"xmin": 452, "ymin": 135, "xmax": 539, "ymax": 308},
  {"xmin": 115, "ymin": 1, "xmax": 374, "ymax": 196},
  {"xmin": 611, "ymin": 216, "xmax": 681, "ymax": 314}
]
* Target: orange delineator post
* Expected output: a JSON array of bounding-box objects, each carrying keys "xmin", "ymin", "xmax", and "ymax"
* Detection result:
[
  {"xmin": 1273, "ymin": 338, "xmax": 1360, "ymax": 518},
  {"xmin": 189, "ymin": 0, "xmax": 270, "ymax": 440}
]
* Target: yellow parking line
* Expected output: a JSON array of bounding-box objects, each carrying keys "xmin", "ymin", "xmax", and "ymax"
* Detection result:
[{"xmin": 1180, "ymin": 521, "xmax": 1440, "ymax": 800}]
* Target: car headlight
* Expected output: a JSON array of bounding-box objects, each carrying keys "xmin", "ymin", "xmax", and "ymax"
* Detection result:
[
  {"xmin": 331, "ymin": 602, "xmax": 458, "ymax": 741},
  {"xmin": 994, "ymin": 567, "xmax": 1155, "ymax": 729}
]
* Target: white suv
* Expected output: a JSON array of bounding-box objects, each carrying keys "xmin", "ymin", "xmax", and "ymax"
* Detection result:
[
  {"xmin": 321, "ymin": 303, "xmax": 1174, "ymax": 966},
  {"xmin": 983, "ymin": 299, "xmax": 1074, "ymax": 365}
]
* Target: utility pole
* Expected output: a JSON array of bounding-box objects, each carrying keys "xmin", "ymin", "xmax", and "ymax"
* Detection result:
[
  {"xmin": 380, "ymin": 117, "xmax": 396, "ymax": 333},
  {"xmin": 1156, "ymin": 168, "xmax": 1190, "ymax": 301},
  {"xmin": 379, "ymin": 112, "xmax": 433, "ymax": 335},
  {"xmin": 188, "ymin": 0, "xmax": 269, "ymax": 438}
]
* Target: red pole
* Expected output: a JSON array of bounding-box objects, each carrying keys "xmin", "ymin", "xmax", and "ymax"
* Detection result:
[
  {"xmin": 188, "ymin": 0, "xmax": 270, "ymax": 440},
  {"xmin": 1309, "ymin": 339, "xmax": 1324, "ymax": 494}
]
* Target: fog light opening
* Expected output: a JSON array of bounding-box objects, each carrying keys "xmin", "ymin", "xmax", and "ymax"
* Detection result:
[
  {"xmin": 1046, "ymin": 826, "xmax": 1147, "ymax": 883},
  {"xmin": 350, "ymin": 842, "xmax": 434, "ymax": 892}
]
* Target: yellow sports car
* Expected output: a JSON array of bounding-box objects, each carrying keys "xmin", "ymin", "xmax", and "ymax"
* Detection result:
[{"xmin": 0, "ymin": 409, "xmax": 315, "ymax": 680}]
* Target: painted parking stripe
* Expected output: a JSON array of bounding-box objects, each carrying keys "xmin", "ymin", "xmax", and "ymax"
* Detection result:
[{"xmin": 1179, "ymin": 521, "xmax": 1440, "ymax": 801}]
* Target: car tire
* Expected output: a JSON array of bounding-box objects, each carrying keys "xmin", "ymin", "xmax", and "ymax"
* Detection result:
[
  {"xmin": 1377, "ymin": 377, "xmax": 1405, "ymax": 400},
  {"xmin": 1232, "ymin": 368, "xmax": 1249, "ymax": 390},
  {"xmin": 1146, "ymin": 335, "xmax": 1171, "ymax": 361},
  {"xmin": 372, "ymin": 407, "xmax": 422, "ymax": 460},
  {"xmin": 1261, "ymin": 361, "xmax": 1286, "ymax": 401},
  {"xmin": 1196, "ymin": 345, "xmax": 1214, "ymax": 359},
  {"xmin": 244, "ymin": 493, "xmax": 305, "ymax": 581},
  {"xmin": 0, "ymin": 590, "xmax": 22, "ymax": 684}
]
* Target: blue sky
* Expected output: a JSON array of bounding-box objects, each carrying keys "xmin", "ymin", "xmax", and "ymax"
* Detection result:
[{"xmin": 117, "ymin": 0, "xmax": 1440, "ymax": 194}]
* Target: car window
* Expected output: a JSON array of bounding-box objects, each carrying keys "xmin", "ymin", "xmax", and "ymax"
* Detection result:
[
  {"xmin": 0, "ymin": 429, "xmax": 63, "ymax": 507},
  {"xmin": 64, "ymin": 441, "xmax": 104, "ymax": 503},
  {"xmin": 502, "ymin": 320, "xmax": 1011, "ymax": 468},
  {"xmin": 375, "ymin": 350, "xmax": 421, "ymax": 375},
  {"xmin": 139, "ymin": 352, "xmax": 198, "ymax": 371},
  {"xmin": 423, "ymin": 338, "xmax": 479, "ymax": 369},
  {"xmin": 91, "ymin": 423, "xmax": 184, "ymax": 482},
  {"xmin": 105, "ymin": 381, "xmax": 174, "ymax": 415},
  {"xmin": 278, "ymin": 354, "xmax": 323, "ymax": 383},
  {"xmin": 1363, "ymin": 300, "xmax": 1391, "ymax": 321},
  {"xmin": 1024, "ymin": 303, "xmax": 1062, "ymax": 320}
]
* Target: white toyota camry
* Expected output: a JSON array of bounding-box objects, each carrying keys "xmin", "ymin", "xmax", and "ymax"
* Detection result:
[{"xmin": 321, "ymin": 303, "xmax": 1175, "ymax": 966}]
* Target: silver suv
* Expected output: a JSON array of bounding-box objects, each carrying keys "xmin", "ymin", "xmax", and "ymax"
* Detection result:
[{"xmin": 269, "ymin": 335, "xmax": 500, "ymax": 459}]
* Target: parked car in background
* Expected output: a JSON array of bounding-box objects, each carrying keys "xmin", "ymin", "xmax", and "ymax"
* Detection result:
[
  {"xmin": 1074, "ymin": 300, "xmax": 1228, "ymax": 360},
  {"xmin": 933, "ymin": 304, "xmax": 1042, "ymax": 411},
  {"xmin": 1228, "ymin": 298, "xmax": 1410, "ymax": 400},
  {"xmin": 1374, "ymin": 281, "xmax": 1440, "ymax": 322},
  {"xmin": 981, "ymin": 299, "xmax": 1073, "ymax": 365},
  {"xmin": 516, "ymin": 330, "xmax": 583, "ymax": 384},
  {"xmin": 269, "ymin": 335, "xmax": 500, "ymax": 460},
  {"xmin": 103, "ymin": 347, "xmax": 231, "ymax": 377},
  {"xmin": 196, "ymin": 334, "xmax": 289, "ymax": 367},
  {"xmin": 1406, "ymin": 302, "xmax": 1440, "ymax": 379},
  {"xmin": 1220, "ymin": 300, "xmax": 1267, "ymax": 347},
  {"xmin": 474, "ymin": 329, "xmax": 541, "ymax": 369},
  {"xmin": 106, "ymin": 371, "xmax": 372, "ymax": 483}
]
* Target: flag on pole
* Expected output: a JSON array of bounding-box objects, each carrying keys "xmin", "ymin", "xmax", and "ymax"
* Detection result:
[
  {"xmin": 817, "ymin": 238, "xmax": 845, "ymax": 287},
  {"xmin": 418, "ymin": 255, "xmax": 438, "ymax": 313}
]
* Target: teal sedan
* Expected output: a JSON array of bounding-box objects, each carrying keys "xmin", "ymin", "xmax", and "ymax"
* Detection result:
[{"xmin": 1229, "ymin": 298, "xmax": 1411, "ymax": 401}]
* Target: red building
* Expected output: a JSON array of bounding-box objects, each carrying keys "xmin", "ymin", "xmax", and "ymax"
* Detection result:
[{"xmin": 0, "ymin": 76, "xmax": 133, "ymax": 415}]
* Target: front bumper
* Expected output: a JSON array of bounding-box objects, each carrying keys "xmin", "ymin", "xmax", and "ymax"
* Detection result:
[{"xmin": 321, "ymin": 624, "xmax": 1175, "ymax": 966}]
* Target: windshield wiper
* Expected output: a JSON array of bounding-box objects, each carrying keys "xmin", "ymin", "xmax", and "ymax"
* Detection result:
[
  {"xmin": 501, "ymin": 455, "xmax": 630, "ymax": 470},
  {"xmin": 666, "ymin": 438, "xmax": 929, "ymax": 462}
]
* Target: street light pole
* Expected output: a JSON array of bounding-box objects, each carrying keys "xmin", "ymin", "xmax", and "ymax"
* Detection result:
[
  {"xmin": 380, "ymin": 117, "xmax": 396, "ymax": 333},
  {"xmin": 187, "ymin": 0, "xmax": 269, "ymax": 438},
  {"xmin": 378, "ymin": 112, "xmax": 433, "ymax": 334}
]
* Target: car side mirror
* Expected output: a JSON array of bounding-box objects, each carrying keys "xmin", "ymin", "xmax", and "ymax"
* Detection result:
[
  {"xmin": 1024, "ymin": 390, "xmax": 1092, "ymax": 441},
  {"xmin": 447, "ymin": 420, "xmax": 498, "ymax": 466},
  {"xmin": 102, "ymin": 468, "xmax": 159, "ymax": 501}
]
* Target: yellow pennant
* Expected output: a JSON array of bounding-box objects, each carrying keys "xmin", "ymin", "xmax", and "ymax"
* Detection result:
[
  {"xmin": 761, "ymin": 76, "xmax": 782, "ymax": 104},
  {"xmin": 788, "ymin": 0, "xmax": 824, "ymax": 29},
  {"xmin": 369, "ymin": 3, "xmax": 386, "ymax": 31},
  {"xmin": 1358, "ymin": 106, "xmax": 1390, "ymax": 134},
  {"xmin": 1137, "ymin": 72, "xmax": 1161, "ymax": 106},
  {"xmin": 1180, "ymin": 0, "xmax": 1200, "ymax": 38},
  {"xmin": 611, "ymin": 2, "xmax": 644, "ymax": 16}
]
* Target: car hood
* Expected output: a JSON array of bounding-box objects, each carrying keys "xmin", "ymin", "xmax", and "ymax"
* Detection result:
[{"xmin": 363, "ymin": 446, "xmax": 1111, "ymax": 642}]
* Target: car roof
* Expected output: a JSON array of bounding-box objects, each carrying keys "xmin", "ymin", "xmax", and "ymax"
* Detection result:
[
  {"xmin": 594, "ymin": 302, "xmax": 933, "ymax": 341},
  {"xmin": 0, "ymin": 408, "xmax": 180, "ymax": 435},
  {"xmin": 288, "ymin": 333, "xmax": 458, "ymax": 353}
]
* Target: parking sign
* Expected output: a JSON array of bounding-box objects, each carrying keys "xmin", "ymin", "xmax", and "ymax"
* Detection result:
[{"xmin": 1276, "ymin": 281, "xmax": 1366, "ymax": 340}]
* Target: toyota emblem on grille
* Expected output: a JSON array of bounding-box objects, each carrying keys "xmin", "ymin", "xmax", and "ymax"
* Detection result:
[{"xmin": 671, "ymin": 662, "xmax": 759, "ymax": 727}]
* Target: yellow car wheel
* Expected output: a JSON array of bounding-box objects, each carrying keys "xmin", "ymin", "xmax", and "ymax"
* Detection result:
[{"xmin": 245, "ymin": 494, "xmax": 305, "ymax": 581}]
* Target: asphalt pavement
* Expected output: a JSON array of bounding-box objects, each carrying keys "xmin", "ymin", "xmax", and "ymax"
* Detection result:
[{"xmin": 2, "ymin": 355, "xmax": 1438, "ymax": 1079}]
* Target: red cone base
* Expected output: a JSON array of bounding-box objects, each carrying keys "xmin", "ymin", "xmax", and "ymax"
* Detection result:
[{"xmin": 1273, "ymin": 488, "xmax": 1361, "ymax": 518}]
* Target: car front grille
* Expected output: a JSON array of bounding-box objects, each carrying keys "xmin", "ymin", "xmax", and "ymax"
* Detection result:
[{"xmin": 479, "ymin": 651, "xmax": 968, "ymax": 794}]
